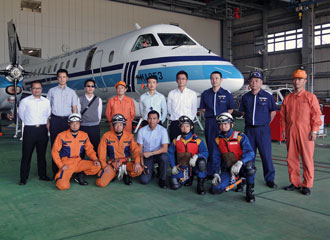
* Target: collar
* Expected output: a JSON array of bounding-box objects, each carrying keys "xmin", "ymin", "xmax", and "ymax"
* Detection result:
[
  {"xmin": 146, "ymin": 91, "xmax": 158, "ymax": 96},
  {"xmin": 219, "ymin": 128, "xmax": 233, "ymax": 138},
  {"xmin": 57, "ymin": 85, "xmax": 67, "ymax": 90},
  {"xmin": 147, "ymin": 124, "xmax": 158, "ymax": 132},
  {"xmin": 85, "ymin": 94, "xmax": 95, "ymax": 100},
  {"xmin": 181, "ymin": 132, "xmax": 193, "ymax": 140},
  {"xmin": 295, "ymin": 88, "xmax": 306, "ymax": 96}
]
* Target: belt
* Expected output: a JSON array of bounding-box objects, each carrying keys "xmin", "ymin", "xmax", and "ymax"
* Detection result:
[
  {"xmin": 25, "ymin": 124, "xmax": 47, "ymax": 128},
  {"xmin": 51, "ymin": 114, "xmax": 69, "ymax": 119}
]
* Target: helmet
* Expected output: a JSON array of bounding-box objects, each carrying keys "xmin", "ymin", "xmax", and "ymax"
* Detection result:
[
  {"xmin": 68, "ymin": 113, "xmax": 82, "ymax": 123},
  {"xmin": 216, "ymin": 112, "xmax": 234, "ymax": 125},
  {"xmin": 248, "ymin": 71, "xmax": 263, "ymax": 81},
  {"xmin": 111, "ymin": 114, "xmax": 126, "ymax": 126},
  {"xmin": 292, "ymin": 69, "xmax": 307, "ymax": 79},
  {"xmin": 178, "ymin": 115, "xmax": 193, "ymax": 126}
]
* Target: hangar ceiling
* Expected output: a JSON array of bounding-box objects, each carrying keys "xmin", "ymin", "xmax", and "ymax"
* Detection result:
[{"xmin": 108, "ymin": 0, "xmax": 298, "ymax": 20}]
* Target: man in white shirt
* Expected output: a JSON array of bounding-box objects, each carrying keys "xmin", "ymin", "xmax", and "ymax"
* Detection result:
[
  {"xmin": 167, "ymin": 70, "xmax": 197, "ymax": 141},
  {"xmin": 18, "ymin": 81, "xmax": 51, "ymax": 185},
  {"xmin": 139, "ymin": 75, "xmax": 167, "ymax": 127}
]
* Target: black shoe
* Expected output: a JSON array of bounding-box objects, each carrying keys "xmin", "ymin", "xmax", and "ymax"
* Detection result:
[
  {"xmin": 266, "ymin": 181, "xmax": 278, "ymax": 189},
  {"xmin": 205, "ymin": 175, "xmax": 213, "ymax": 181},
  {"xmin": 246, "ymin": 184, "xmax": 255, "ymax": 203},
  {"xmin": 301, "ymin": 187, "xmax": 311, "ymax": 195},
  {"xmin": 197, "ymin": 178, "xmax": 206, "ymax": 195},
  {"xmin": 19, "ymin": 179, "xmax": 26, "ymax": 185},
  {"xmin": 235, "ymin": 183, "xmax": 245, "ymax": 192},
  {"xmin": 123, "ymin": 174, "xmax": 132, "ymax": 185},
  {"xmin": 284, "ymin": 184, "xmax": 300, "ymax": 191},
  {"xmin": 210, "ymin": 187, "xmax": 223, "ymax": 195},
  {"xmin": 39, "ymin": 176, "xmax": 51, "ymax": 181},
  {"xmin": 169, "ymin": 177, "xmax": 182, "ymax": 190},
  {"xmin": 158, "ymin": 179, "xmax": 168, "ymax": 189},
  {"xmin": 73, "ymin": 173, "xmax": 88, "ymax": 186},
  {"xmin": 184, "ymin": 175, "xmax": 194, "ymax": 187}
]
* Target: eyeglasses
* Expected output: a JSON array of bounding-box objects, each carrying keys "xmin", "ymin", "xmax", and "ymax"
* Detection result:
[
  {"xmin": 86, "ymin": 85, "xmax": 95, "ymax": 88},
  {"xmin": 31, "ymin": 88, "xmax": 42, "ymax": 90}
]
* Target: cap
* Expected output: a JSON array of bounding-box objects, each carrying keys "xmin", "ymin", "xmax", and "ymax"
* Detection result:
[
  {"xmin": 292, "ymin": 69, "xmax": 307, "ymax": 79},
  {"xmin": 114, "ymin": 81, "xmax": 127, "ymax": 88},
  {"xmin": 248, "ymin": 71, "xmax": 263, "ymax": 81}
]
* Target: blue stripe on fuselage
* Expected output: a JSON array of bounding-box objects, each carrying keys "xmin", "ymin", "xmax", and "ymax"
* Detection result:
[
  {"xmin": 140, "ymin": 55, "xmax": 228, "ymax": 66},
  {"xmin": 0, "ymin": 76, "xmax": 23, "ymax": 88}
]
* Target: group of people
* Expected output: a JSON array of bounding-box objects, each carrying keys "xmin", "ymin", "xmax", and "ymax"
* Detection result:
[{"xmin": 18, "ymin": 67, "xmax": 322, "ymax": 202}]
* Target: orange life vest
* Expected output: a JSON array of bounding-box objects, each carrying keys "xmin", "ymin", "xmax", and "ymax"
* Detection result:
[{"xmin": 217, "ymin": 131, "xmax": 243, "ymax": 160}]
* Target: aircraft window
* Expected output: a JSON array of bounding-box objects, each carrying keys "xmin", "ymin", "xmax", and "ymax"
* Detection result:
[
  {"xmin": 42, "ymin": 66, "xmax": 46, "ymax": 74},
  {"xmin": 38, "ymin": 68, "xmax": 41, "ymax": 74},
  {"xmin": 53, "ymin": 63, "xmax": 58, "ymax": 72},
  {"xmin": 59, "ymin": 62, "xmax": 64, "ymax": 69},
  {"xmin": 48, "ymin": 65, "xmax": 52, "ymax": 73},
  {"xmin": 109, "ymin": 51, "xmax": 114, "ymax": 63},
  {"xmin": 66, "ymin": 60, "xmax": 70, "ymax": 69},
  {"xmin": 131, "ymin": 34, "xmax": 159, "ymax": 52},
  {"xmin": 73, "ymin": 58, "xmax": 77, "ymax": 68},
  {"xmin": 157, "ymin": 33, "xmax": 196, "ymax": 46}
]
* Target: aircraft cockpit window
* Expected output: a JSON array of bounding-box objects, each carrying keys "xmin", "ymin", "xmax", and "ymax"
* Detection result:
[
  {"xmin": 109, "ymin": 51, "xmax": 114, "ymax": 63},
  {"xmin": 48, "ymin": 65, "xmax": 52, "ymax": 73},
  {"xmin": 53, "ymin": 63, "xmax": 58, "ymax": 72},
  {"xmin": 131, "ymin": 34, "xmax": 158, "ymax": 52},
  {"xmin": 38, "ymin": 68, "xmax": 41, "ymax": 74},
  {"xmin": 157, "ymin": 33, "xmax": 196, "ymax": 46},
  {"xmin": 42, "ymin": 66, "xmax": 46, "ymax": 74},
  {"xmin": 73, "ymin": 58, "xmax": 77, "ymax": 68},
  {"xmin": 59, "ymin": 62, "xmax": 64, "ymax": 70},
  {"xmin": 66, "ymin": 60, "xmax": 70, "ymax": 69}
]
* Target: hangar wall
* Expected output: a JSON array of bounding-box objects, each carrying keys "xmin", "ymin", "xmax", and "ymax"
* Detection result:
[
  {"xmin": 231, "ymin": 3, "xmax": 330, "ymax": 98},
  {"xmin": 0, "ymin": 0, "xmax": 221, "ymax": 64}
]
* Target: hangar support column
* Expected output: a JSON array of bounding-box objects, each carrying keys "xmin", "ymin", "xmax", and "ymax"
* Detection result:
[
  {"xmin": 262, "ymin": 10, "xmax": 269, "ymax": 83},
  {"xmin": 222, "ymin": 19, "xmax": 233, "ymax": 62}
]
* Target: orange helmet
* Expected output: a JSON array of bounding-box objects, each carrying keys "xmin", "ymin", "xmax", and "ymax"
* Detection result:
[
  {"xmin": 292, "ymin": 69, "xmax": 307, "ymax": 79},
  {"xmin": 114, "ymin": 81, "xmax": 127, "ymax": 88}
]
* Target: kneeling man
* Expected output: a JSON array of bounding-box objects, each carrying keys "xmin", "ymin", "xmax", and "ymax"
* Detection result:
[
  {"xmin": 52, "ymin": 113, "xmax": 101, "ymax": 190},
  {"xmin": 96, "ymin": 114, "xmax": 143, "ymax": 187}
]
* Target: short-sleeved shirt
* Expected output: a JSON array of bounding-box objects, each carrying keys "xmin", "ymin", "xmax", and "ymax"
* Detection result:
[
  {"xmin": 200, "ymin": 87, "xmax": 234, "ymax": 118},
  {"xmin": 137, "ymin": 124, "xmax": 169, "ymax": 152},
  {"xmin": 47, "ymin": 85, "xmax": 78, "ymax": 116},
  {"xmin": 139, "ymin": 91, "xmax": 167, "ymax": 123},
  {"xmin": 239, "ymin": 89, "xmax": 277, "ymax": 126}
]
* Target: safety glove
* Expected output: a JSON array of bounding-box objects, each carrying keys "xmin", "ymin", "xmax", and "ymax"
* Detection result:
[
  {"xmin": 172, "ymin": 166, "xmax": 179, "ymax": 175},
  {"xmin": 231, "ymin": 160, "xmax": 243, "ymax": 175},
  {"xmin": 189, "ymin": 154, "xmax": 199, "ymax": 167},
  {"xmin": 117, "ymin": 164, "xmax": 127, "ymax": 180},
  {"xmin": 212, "ymin": 173, "xmax": 221, "ymax": 186}
]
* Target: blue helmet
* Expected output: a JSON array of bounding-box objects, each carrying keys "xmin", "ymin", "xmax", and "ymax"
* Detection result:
[{"xmin": 248, "ymin": 71, "xmax": 263, "ymax": 81}]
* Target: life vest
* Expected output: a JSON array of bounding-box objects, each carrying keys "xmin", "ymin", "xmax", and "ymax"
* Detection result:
[
  {"xmin": 217, "ymin": 131, "xmax": 243, "ymax": 161},
  {"xmin": 175, "ymin": 134, "xmax": 200, "ymax": 166}
]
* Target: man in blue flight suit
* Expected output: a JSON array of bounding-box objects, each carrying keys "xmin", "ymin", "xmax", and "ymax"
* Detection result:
[
  {"xmin": 168, "ymin": 116, "xmax": 208, "ymax": 195},
  {"xmin": 210, "ymin": 113, "xmax": 256, "ymax": 203},
  {"xmin": 239, "ymin": 71, "xmax": 278, "ymax": 189},
  {"xmin": 200, "ymin": 71, "xmax": 234, "ymax": 179}
]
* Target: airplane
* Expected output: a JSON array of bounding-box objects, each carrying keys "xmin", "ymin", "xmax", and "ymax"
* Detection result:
[{"xmin": 1, "ymin": 20, "xmax": 245, "ymax": 134}]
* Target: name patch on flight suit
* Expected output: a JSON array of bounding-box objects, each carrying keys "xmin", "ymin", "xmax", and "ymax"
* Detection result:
[
  {"xmin": 218, "ymin": 95, "xmax": 227, "ymax": 103},
  {"xmin": 259, "ymin": 97, "xmax": 268, "ymax": 105}
]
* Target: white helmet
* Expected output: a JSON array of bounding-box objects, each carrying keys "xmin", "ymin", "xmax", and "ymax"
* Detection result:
[
  {"xmin": 216, "ymin": 112, "xmax": 234, "ymax": 124},
  {"xmin": 68, "ymin": 113, "xmax": 82, "ymax": 123}
]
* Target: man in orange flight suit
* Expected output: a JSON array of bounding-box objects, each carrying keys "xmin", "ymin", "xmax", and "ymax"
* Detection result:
[
  {"xmin": 280, "ymin": 69, "xmax": 322, "ymax": 195},
  {"xmin": 96, "ymin": 114, "xmax": 143, "ymax": 187},
  {"xmin": 105, "ymin": 81, "xmax": 135, "ymax": 132},
  {"xmin": 52, "ymin": 113, "xmax": 101, "ymax": 190}
]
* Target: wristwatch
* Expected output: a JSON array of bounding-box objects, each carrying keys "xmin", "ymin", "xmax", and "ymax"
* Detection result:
[{"xmin": 151, "ymin": 151, "xmax": 154, "ymax": 156}]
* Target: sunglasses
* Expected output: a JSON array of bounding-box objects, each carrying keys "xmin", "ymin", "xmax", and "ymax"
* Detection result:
[{"xmin": 86, "ymin": 85, "xmax": 95, "ymax": 88}]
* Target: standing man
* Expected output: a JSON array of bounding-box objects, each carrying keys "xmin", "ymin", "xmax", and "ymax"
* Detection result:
[
  {"xmin": 78, "ymin": 79, "xmax": 102, "ymax": 154},
  {"xmin": 96, "ymin": 114, "xmax": 143, "ymax": 188},
  {"xmin": 105, "ymin": 81, "xmax": 135, "ymax": 133},
  {"xmin": 167, "ymin": 70, "xmax": 197, "ymax": 141},
  {"xmin": 280, "ymin": 69, "xmax": 322, "ymax": 195},
  {"xmin": 239, "ymin": 71, "xmax": 278, "ymax": 189},
  {"xmin": 47, "ymin": 69, "xmax": 78, "ymax": 177},
  {"xmin": 18, "ymin": 81, "xmax": 51, "ymax": 185},
  {"xmin": 52, "ymin": 113, "xmax": 101, "ymax": 190},
  {"xmin": 137, "ymin": 110, "xmax": 169, "ymax": 188},
  {"xmin": 139, "ymin": 75, "xmax": 167, "ymax": 127},
  {"xmin": 200, "ymin": 71, "xmax": 234, "ymax": 178}
]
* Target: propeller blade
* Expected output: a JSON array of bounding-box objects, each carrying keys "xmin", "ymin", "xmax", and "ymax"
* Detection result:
[
  {"xmin": 7, "ymin": 20, "xmax": 20, "ymax": 66},
  {"xmin": 14, "ymin": 79, "xmax": 18, "ymax": 122}
]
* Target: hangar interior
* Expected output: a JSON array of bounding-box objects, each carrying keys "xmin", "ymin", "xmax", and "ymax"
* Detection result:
[{"xmin": 0, "ymin": 1, "xmax": 330, "ymax": 240}]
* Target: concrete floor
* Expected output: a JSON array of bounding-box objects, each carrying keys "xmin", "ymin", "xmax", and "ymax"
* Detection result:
[{"xmin": 0, "ymin": 119, "xmax": 329, "ymax": 240}]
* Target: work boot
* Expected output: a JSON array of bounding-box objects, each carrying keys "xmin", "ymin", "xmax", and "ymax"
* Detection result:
[
  {"xmin": 246, "ymin": 184, "xmax": 255, "ymax": 203},
  {"xmin": 197, "ymin": 178, "xmax": 206, "ymax": 195},
  {"xmin": 210, "ymin": 187, "xmax": 223, "ymax": 195},
  {"xmin": 235, "ymin": 182, "xmax": 245, "ymax": 192},
  {"xmin": 169, "ymin": 177, "xmax": 182, "ymax": 190},
  {"xmin": 73, "ymin": 172, "xmax": 88, "ymax": 186},
  {"xmin": 184, "ymin": 175, "xmax": 194, "ymax": 186},
  {"xmin": 123, "ymin": 174, "xmax": 132, "ymax": 185}
]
